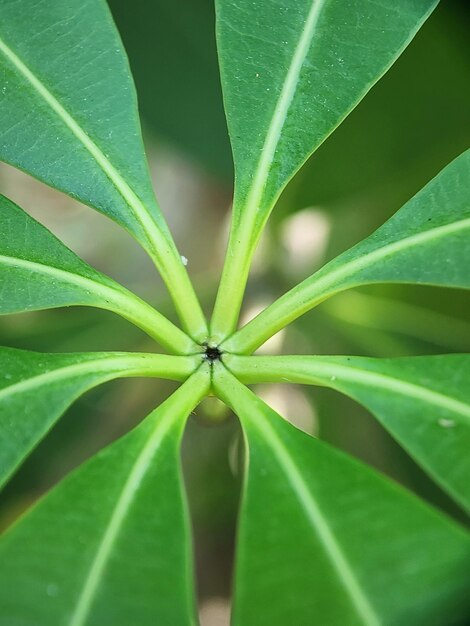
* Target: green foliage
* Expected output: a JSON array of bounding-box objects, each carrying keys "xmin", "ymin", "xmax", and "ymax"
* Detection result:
[
  {"xmin": 215, "ymin": 366, "xmax": 470, "ymax": 626},
  {"xmin": 0, "ymin": 347, "xmax": 196, "ymax": 488},
  {"xmin": 0, "ymin": 196, "xmax": 194, "ymax": 352},
  {"xmin": 224, "ymin": 150, "xmax": 470, "ymax": 353},
  {"xmin": 228, "ymin": 354, "xmax": 470, "ymax": 513},
  {"xmin": 0, "ymin": 0, "xmax": 206, "ymax": 337},
  {"xmin": 0, "ymin": 368, "xmax": 208, "ymax": 626},
  {"xmin": 211, "ymin": 0, "xmax": 438, "ymax": 338},
  {"xmin": 0, "ymin": 1, "xmax": 468, "ymax": 624}
]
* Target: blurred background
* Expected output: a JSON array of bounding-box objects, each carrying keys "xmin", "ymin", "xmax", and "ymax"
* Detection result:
[{"xmin": 0, "ymin": 1, "xmax": 469, "ymax": 623}]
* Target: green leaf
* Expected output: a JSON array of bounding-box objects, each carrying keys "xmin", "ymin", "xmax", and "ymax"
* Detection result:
[
  {"xmin": 227, "ymin": 354, "xmax": 470, "ymax": 513},
  {"xmin": 0, "ymin": 346, "xmax": 198, "ymax": 489},
  {"xmin": 0, "ymin": 366, "xmax": 208, "ymax": 626},
  {"xmin": 211, "ymin": 0, "xmax": 438, "ymax": 338},
  {"xmin": 214, "ymin": 366, "xmax": 470, "ymax": 626},
  {"xmin": 218, "ymin": 0, "xmax": 438, "ymax": 219},
  {"xmin": 225, "ymin": 149, "xmax": 470, "ymax": 353},
  {"xmin": 0, "ymin": 195, "xmax": 195, "ymax": 353},
  {"xmin": 0, "ymin": 0, "xmax": 206, "ymax": 337},
  {"xmin": 0, "ymin": 0, "xmax": 155, "ymax": 237}
]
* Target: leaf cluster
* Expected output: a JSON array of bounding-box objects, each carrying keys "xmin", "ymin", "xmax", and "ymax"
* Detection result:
[{"xmin": 0, "ymin": 1, "xmax": 469, "ymax": 624}]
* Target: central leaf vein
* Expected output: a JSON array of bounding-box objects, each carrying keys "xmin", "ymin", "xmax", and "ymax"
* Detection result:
[
  {"xmin": 0, "ymin": 35, "xmax": 169, "ymax": 258},
  {"xmin": 252, "ymin": 404, "xmax": 381, "ymax": 626},
  {"xmin": 243, "ymin": 0, "xmax": 327, "ymax": 222}
]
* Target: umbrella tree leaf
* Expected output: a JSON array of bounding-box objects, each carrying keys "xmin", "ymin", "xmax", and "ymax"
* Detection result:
[
  {"xmin": 0, "ymin": 0, "xmax": 206, "ymax": 337},
  {"xmin": 0, "ymin": 195, "xmax": 195, "ymax": 353},
  {"xmin": 214, "ymin": 366, "xmax": 470, "ymax": 626},
  {"xmin": 225, "ymin": 149, "xmax": 470, "ymax": 353},
  {"xmin": 0, "ymin": 346, "xmax": 198, "ymax": 488},
  {"xmin": 227, "ymin": 353, "xmax": 470, "ymax": 513},
  {"xmin": 217, "ymin": 0, "xmax": 438, "ymax": 218},
  {"xmin": 0, "ymin": 366, "xmax": 208, "ymax": 626},
  {"xmin": 0, "ymin": 1, "xmax": 468, "ymax": 624},
  {"xmin": 0, "ymin": 0, "xmax": 157, "ymax": 237},
  {"xmin": 211, "ymin": 0, "xmax": 438, "ymax": 338}
]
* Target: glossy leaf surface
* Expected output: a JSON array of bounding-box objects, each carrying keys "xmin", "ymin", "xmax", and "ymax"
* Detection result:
[
  {"xmin": 211, "ymin": 0, "xmax": 438, "ymax": 338},
  {"xmin": 0, "ymin": 347, "xmax": 197, "ymax": 488},
  {"xmin": 0, "ymin": 0, "xmax": 207, "ymax": 338},
  {"xmin": 215, "ymin": 367, "xmax": 470, "ymax": 626},
  {"xmin": 0, "ymin": 367, "xmax": 208, "ymax": 626},
  {"xmin": 228, "ymin": 354, "xmax": 470, "ymax": 513},
  {"xmin": 225, "ymin": 149, "xmax": 470, "ymax": 352},
  {"xmin": 217, "ymin": 0, "xmax": 437, "ymax": 221},
  {"xmin": 0, "ymin": 195, "xmax": 194, "ymax": 353},
  {"xmin": 0, "ymin": 0, "xmax": 163, "ymax": 241}
]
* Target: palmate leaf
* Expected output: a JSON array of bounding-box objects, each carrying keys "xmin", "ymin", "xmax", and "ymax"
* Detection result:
[
  {"xmin": 0, "ymin": 0, "xmax": 206, "ymax": 337},
  {"xmin": 225, "ymin": 149, "xmax": 470, "ymax": 353},
  {"xmin": 0, "ymin": 366, "xmax": 208, "ymax": 626},
  {"xmin": 214, "ymin": 366, "xmax": 470, "ymax": 626},
  {"xmin": 0, "ymin": 0, "xmax": 156, "ymax": 237},
  {"xmin": 0, "ymin": 195, "xmax": 194, "ymax": 353},
  {"xmin": 217, "ymin": 0, "xmax": 437, "ymax": 220},
  {"xmin": 211, "ymin": 0, "xmax": 438, "ymax": 337},
  {"xmin": 228, "ymin": 354, "xmax": 470, "ymax": 513},
  {"xmin": 0, "ymin": 347, "xmax": 197, "ymax": 489}
]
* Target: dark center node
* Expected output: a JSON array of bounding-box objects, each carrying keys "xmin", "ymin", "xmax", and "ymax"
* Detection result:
[{"xmin": 203, "ymin": 344, "xmax": 222, "ymax": 363}]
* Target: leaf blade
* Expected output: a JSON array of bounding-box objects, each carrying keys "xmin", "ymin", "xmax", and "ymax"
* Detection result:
[
  {"xmin": 227, "ymin": 353, "xmax": 470, "ymax": 513},
  {"xmin": 0, "ymin": 194, "xmax": 194, "ymax": 353},
  {"xmin": 0, "ymin": 347, "xmax": 198, "ymax": 488},
  {"xmin": 0, "ymin": 0, "xmax": 207, "ymax": 337},
  {"xmin": 211, "ymin": 0, "xmax": 438, "ymax": 338},
  {"xmin": 0, "ymin": 0, "xmax": 159, "ymax": 244},
  {"xmin": 225, "ymin": 149, "xmax": 470, "ymax": 352},
  {"xmin": 214, "ymin": 367, "xmax": 470, "ymax": 626},
  {"xmin": 218, "ymin": 0, "xmax": 438, "ymax": 220},
  {"xmin": 0, "ymin": 367, "xmax": 208, "ymax": 626}
]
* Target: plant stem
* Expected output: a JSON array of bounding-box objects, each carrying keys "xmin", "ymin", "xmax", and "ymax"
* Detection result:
[
  {"xmin": 221, "ymin": 275, "xmax": 339, "ymax": 354},
  {"xmin": 0, "ymin": 354, "xmax": 202, "ymax": 408},
  {"xmin": 224, "ymin": 354, "xmax": 470, "ymax": 421},
  {"xmin": 0, "ymin": 251, "xmax": 197, "ymax": 354},
  {"xmin": 323, "ymin": 291, "xmax": 470, "ymax": 351},
  {"xmin": 144, "ymin": 235, "xmax": 209, "ymax": 342},
  {"xmin": 210, "ymin": 216, "xmax": 257, "ymax": 343},
  {"xmin": 103, "ymin": 290, "xmax": 200, "ymax": 354},
  {"xmin": 93, "ymin": 352, "xmax": 202, "ymax": 381}
]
